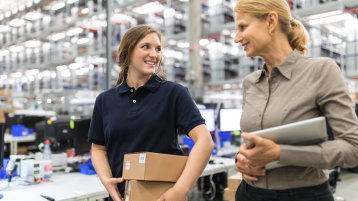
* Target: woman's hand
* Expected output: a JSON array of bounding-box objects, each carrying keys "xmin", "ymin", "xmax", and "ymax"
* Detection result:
[
  {"xmin": 102, "ymin": 177, "xmax": 125, "ymax": 201},
  {"xmin": 157, "ymin": 187, "xmax": 188, "ymax": 201},
  {"xmin": 235, "ymin": 152, "xmax": 266, "ymax": 181},
  {"xmin": 240, "ymin": 132, "xmax": 280, "ymax": 167}
]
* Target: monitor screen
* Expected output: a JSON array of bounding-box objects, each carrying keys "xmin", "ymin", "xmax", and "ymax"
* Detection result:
[
  {"xmin": 219, "ymin": 108, "xmax": 242, "ymax": 132},
  {"xmin": 73, "ymin": 118, "xmax": 91, "ymax": 155},
  {"xmin": 199, "ymin": 109, "xmax": 215, "ymax": 132},
  {"xmin": 22, "ymin": 116, "xmax": 46, "ymax": 129}
]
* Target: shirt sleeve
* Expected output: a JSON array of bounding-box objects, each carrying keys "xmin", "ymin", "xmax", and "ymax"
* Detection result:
[
  {"xmin": 88, "ymin": 93, "xmax": 106, "ymax": 146},
  {"xmin": 174, "ymin": 85, "xmax": 205, "ymax": 135},
  {"xmin": 280, "ymin": 59, "xmax": 358, "ymax": 169}
]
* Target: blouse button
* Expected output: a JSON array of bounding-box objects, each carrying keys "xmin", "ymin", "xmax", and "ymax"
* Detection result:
[
  {"xmin": 133, "ymin": 100, "xmax": 136, "ymax": 103},
  {"xmin": 130, "ymin": 89, "xmax": 134, "ymax": 93}
]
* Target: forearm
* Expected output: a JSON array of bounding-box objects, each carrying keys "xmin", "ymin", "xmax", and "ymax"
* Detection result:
[
  {"xmin": 91, "ymin": 144, "xmax": 113, "ymax": 183},
  {"xmin": 280, "ymin": 138, "xmax": 358, "ymax": 169},
  {"xmin": 174, "ymin": 134, "xmax": 214, "ymax": 193}
]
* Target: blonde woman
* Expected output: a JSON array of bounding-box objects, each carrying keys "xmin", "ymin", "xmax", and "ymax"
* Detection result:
[{"xmin": 233, "ymin": 0, "xmax": 358, "ymax": 200}]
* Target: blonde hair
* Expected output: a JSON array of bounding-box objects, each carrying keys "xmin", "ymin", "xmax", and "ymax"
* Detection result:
[
  {"xmin": 234, "ymin": 0, "xmax": 308, "ymax": 54},
  {"xmin": 116, "ymin": 24, "xmax": 166, "ymax": 86}
]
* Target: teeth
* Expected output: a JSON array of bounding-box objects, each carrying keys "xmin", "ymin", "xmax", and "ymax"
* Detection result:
[{"xmin": 145, "ymin": 61, "xmax": 155, "ymax": 65}]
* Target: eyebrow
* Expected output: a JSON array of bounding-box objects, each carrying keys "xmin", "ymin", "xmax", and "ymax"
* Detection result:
[
  {"xmin": 139, "ymin": 42, "xmax": 161, "ymax": 47},
  {"xmin": 236, "ymin": 21, "xmax": 247, "ymax": 27}
]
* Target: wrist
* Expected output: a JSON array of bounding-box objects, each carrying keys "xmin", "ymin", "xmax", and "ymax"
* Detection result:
[{"xmin": 173, "ymin": 183, "xmax": 190, "ymax": 194}]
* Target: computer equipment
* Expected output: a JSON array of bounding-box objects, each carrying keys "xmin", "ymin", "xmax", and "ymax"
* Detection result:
[
  {"xmin": 4, "ymin": 113, "xmax": 22, "ymax": 131},
  {"xmin": 22, "ymin": 115, "xmax": 46, "ymax": 129},
  {"xmin": 44, "ymin": 116, "xmax": 74, "ymax": 153},
  {"xmin": 219, "ymin": 108, "xmax": 242, "ymax": 132},
  {"xmin": 73, "ymin": 118, "xmax": 91, "ymax": 155},
  {"xmin": 245, "ymin": 116, "xmax": 328, "ymax": 148},
  {"xmin": 244, "ymin": 117, "xmax": 328, "ymax": 169},
  {"xmin": 199, "ymin": 109, "xmax": 215, "ymax": 132}
]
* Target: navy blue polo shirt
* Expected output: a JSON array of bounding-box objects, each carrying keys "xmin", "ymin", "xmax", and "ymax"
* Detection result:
[{"xmin": 88, "ymin": 75, "xmax": 205, "ymax": 198}]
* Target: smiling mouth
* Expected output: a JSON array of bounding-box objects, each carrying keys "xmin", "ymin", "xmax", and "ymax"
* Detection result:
[{"xmin": 145, "ymin": 61, "xmax": 156, "ymax": 65}]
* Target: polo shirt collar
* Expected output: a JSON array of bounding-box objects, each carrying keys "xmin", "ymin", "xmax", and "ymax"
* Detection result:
[
  {"xmin": 254, "ymin": 49, "xmax": 300, "ymax": 82},
  {"xmin": 142, "ymin": 74, "xmax": 161, "ymax": 92},
  {"xmin": 117, "ymin": 74, "xmax": 161, "ymax": 94}
]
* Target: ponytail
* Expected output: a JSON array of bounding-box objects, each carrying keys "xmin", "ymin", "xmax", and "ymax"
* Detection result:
[{"xmin": 288, "ymin": 19, "xmax": 309, "ymax": 55}]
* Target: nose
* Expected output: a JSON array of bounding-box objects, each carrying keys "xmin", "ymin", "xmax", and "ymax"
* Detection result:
[
  {"xmin": 149, "ymin": 48, "xmax": 158, "ymax": 57},
  {"xmin": 234, "ymin": 32, "xmax": 242, "ymax": 44}
]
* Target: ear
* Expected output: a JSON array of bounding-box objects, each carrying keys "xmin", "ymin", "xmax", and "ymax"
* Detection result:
[{"xmin": 266, "ymin": 11, "xmax": 278, "ymax": 34}]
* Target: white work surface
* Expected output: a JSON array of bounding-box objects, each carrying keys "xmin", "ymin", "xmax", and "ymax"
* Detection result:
[
  {"xmin": 0, "ymin": 173, "xmax": 108, "ymax": 201},
  {"xmin": 0, "ymin": 157, "xmax": 236, "ymax": 201},
  {"xmin": 201, "ymin": 156, "xmax": 236, "ymax": 177}
]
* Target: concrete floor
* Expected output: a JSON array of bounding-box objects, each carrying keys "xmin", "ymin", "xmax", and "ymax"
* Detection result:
[{"xmin": 334, "ymin": 169, "xmax": 358, "ymax": 201}]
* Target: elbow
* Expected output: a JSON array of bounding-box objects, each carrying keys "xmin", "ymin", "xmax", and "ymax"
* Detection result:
[
  {"xmin": 207, "ymin": 137, "xmax": 215, "ymax": 152},
  {"xmin": 198, "ymin": 133, "xmax": 215, "ymax": 153}
]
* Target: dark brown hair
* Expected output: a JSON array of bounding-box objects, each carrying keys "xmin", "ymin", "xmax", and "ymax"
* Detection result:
[{"xmin": 116, "ymin": 24, "xmax": 166, "ymax": 86}]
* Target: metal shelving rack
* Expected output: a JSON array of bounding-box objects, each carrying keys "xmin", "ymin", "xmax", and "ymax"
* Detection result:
[{"xmin": 0, "ymin": 0, "xmax": 357, "ymax": 109}]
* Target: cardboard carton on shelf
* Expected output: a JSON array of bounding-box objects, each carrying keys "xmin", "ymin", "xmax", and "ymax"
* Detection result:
[
  {"xmin": 122, "ymin": 152, "xmax": 187, "ymax": 182},
  {"xmin": 124, "ymin": 180, "xmax": 174, "ymax": 201},
  {"xmin": 0, "ymin": 89, "xmax": 11, "ymax": 97}
]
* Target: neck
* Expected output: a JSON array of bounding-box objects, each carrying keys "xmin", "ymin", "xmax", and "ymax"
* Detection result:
[
  {"xmin": 126, "ymin": 72, "xmax": 152, "ymax": 90},
  {"xmin": 262, "ymin": 37, "xmax": 293, "ymax": 78}
]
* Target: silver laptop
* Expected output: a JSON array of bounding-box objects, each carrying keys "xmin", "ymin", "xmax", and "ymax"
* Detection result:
[{"xmin": 244, "ymin": 116, "xmax": 328, "ymax": 169}]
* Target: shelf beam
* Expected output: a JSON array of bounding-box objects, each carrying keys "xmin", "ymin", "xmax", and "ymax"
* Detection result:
[{"xmin": 292, "ymin": 0, "xmax": 358, "ymax": 17}]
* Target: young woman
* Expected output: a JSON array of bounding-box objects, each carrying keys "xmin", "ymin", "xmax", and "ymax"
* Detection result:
[
  {"xmin": 233, "ymin": 0, "xmax": 358, "ymax": 200},
  {"xmin": 89, "ymin": 25, "xmax": 214, "ymax": 201}
]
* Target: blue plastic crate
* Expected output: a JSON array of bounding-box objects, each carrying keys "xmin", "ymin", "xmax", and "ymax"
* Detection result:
[
  {"xmin": 79, "ymin": 164, "xmax": 97, "ymax": 175},
  {"xmin": 11, "ymin": 125, "xmax": 27, "ymax": 137},
  {"xmin": 182, "ymin": 136, "xmax": 195, "ymax": 153},
  {"xmin": 0, "ymin": 158, "xmax": 10, "ymax": 179}
]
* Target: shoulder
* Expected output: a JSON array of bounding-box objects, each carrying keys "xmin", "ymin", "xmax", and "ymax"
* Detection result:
[
  {"xmin": 298, "ymin": 55, "xmax": 339, "ymax": 72},
  {"xmin": 161, "ymin": 81, "xmax": 188, "ymax": 92},
  {"xmin": 95, "ymin": 87, "xmax": 117, "ymax": 102},
  {"xmin": 297, "ymin": 56, "xmax": 343, "ymax": 86}
]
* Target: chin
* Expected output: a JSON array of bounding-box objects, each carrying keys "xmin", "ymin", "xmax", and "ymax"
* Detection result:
[
  {"xmin": 143, "ymin": 70, "xmax": 155, "ymax": 76},
  {"xmin": 245, "ymin": 52, "xmax": 253, "ymax": 57},
  {"xmin": 245, "ymin": 51, "xmax": 257, "ymax": 58}
]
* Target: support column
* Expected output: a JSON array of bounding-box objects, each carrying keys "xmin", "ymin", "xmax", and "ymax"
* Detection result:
[
  {"xmin": 188, "ymin": 0, "xmax": 203, "ymax": 101},
  {"xmin": 105, "ymin": 0, "xmax": 112, "ymax": 90}
]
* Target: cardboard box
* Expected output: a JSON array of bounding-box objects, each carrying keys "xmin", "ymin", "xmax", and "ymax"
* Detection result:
[
  {"xmin": 224, "ymin": 187, "xmax": 236, "ymax": 201},
  {"xmin": 227, "ymin": 172, "xmax": 242, "ymax": 190},
  {"xmin": 122, "ymin": 152, "xmax": 187, "ymax": 182},
  {"xmin": 124, "ymin": 180, "xmax": 174, "ymax": 201},
  {"xmin": 0, "ymin": 89, "xmax": 11, "ymax": 97}
]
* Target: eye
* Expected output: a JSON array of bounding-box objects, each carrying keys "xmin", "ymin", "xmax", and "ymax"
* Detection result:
[
  {"xmin": 156, "ymin": 47, "xmax": 161, "ymax": 52},
  {"xmin": 238, "ymin": 25, "xmax": 246, "ymax": 31},
  {"xmin": 141, "ymin": 45, "xmax": 149, "ymax": 49}
]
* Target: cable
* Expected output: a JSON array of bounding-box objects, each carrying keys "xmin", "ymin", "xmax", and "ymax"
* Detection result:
[
  {"xmin": 203, "ymin": 174, "xmax": 216, "ymax": 201},
  {"xmin": 8, "ymin": 164, "xmax": 18, "ymax": 183}
]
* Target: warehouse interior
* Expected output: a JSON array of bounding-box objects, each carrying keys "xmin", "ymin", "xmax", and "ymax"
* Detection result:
[{"xmin": 0, "ymin": 0, "xmax": 358, "ymax": 200}]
